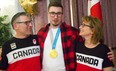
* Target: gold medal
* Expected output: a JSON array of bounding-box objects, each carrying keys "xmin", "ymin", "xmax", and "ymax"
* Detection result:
[{"xmin": 49, "ymin": 50, "xmax": 58, "ymax": 58}]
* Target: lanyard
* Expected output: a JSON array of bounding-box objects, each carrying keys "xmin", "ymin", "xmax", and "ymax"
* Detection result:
[{"xmin": 50, "ymin": 28, "xmax": 61, "ymax": 50}]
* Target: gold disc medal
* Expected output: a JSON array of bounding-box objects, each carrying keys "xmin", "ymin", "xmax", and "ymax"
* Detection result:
[{"xmin": 49, "ymin": 50, "xmax": 58, "ymax": 58}]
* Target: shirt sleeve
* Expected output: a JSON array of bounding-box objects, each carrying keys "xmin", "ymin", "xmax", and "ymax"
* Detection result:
[
  {"xmin": 102, "ymin": 46, "xmax": 114, "ymax": 68},
  {"xmin": 0, "ymin": 44, "xmax": 8, "ymax": 70}
]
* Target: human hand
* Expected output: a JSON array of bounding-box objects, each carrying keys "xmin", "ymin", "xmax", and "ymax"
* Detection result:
[{"xmin": 107, "ymin": 50, "xmax": 114, "ymax": 61}]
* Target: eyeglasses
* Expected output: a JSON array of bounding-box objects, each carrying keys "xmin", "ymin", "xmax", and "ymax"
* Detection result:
[
  {"xmin": 81, "ymin": 24, "xmax": 93, "ymax": 28},
  {"xmin": 16, "ymin": 20, "xmax": 32, "ymax": 25},
  {"xmin": 49, "ymin": 12, "xmax": 63, "ymax": 17}
]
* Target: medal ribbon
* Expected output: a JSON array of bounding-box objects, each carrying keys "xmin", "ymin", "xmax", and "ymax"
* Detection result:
[{"xmin": 52, "ymin": 28, "xmax": 60, "ymax": 49}]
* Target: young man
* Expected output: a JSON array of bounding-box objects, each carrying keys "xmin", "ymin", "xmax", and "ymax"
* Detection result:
[
  {"xmin": 0, "ymin": 12, "xmax": 41, "ymax": 71},
  {"xmin": 38, "ymin": 2, "xmax": 82, "ymax": 71}
]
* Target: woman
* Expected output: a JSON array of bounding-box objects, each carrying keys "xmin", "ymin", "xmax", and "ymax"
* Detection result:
[{"xmin": 76, "ymin": 16, "xmax": 114, "ymax": 71}]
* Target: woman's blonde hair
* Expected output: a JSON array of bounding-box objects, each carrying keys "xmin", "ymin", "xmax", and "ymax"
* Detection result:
[{"xmin": 82, "ymin": 16, "xmax": 104, "ymax": 44}]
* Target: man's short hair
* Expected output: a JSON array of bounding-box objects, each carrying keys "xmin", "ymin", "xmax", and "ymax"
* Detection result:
[
  {"xmin": 11, "ymin": 12, "xmax": 31, "ymax": 28},
  {"xmin": 48, "ymin": 2, "xmax": 63, "ymax": 12}
]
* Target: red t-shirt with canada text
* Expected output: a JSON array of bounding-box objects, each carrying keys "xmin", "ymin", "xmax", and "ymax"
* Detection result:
[
  {"xmin": 0, "ymin": 35, "xmax": 41, "ymax": 71},
  {"xmin": 76, "ymin": 42, "xmax": 113, "ymax": 71}
]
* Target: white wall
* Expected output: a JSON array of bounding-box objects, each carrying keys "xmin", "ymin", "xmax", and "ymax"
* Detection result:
[{"xmin": 0, "ymin": 0, "xmax": 24, "ymax": 22}]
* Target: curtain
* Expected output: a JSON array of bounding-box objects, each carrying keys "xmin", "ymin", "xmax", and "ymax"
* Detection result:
[
  {"xmin": 101, "ymin": 0, "xmax": 116, "ymax": 48},
  {"xmin": 61, "ymin": 0, "xmax": 71, "ymax": 25}
]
